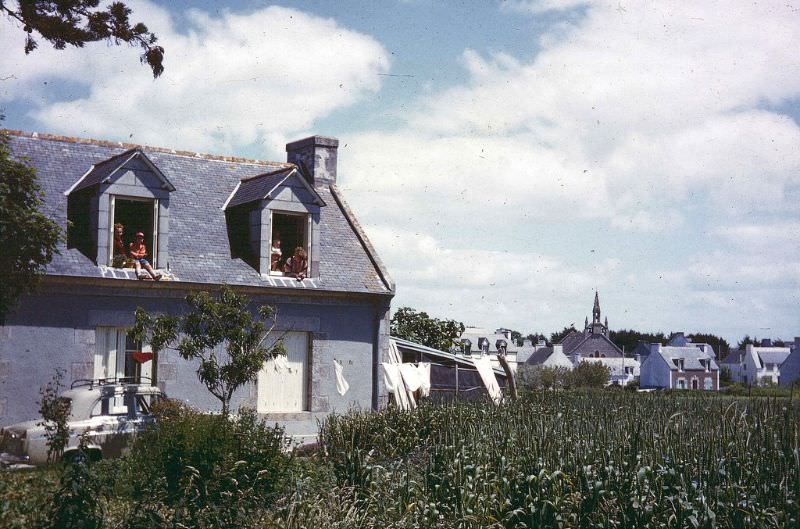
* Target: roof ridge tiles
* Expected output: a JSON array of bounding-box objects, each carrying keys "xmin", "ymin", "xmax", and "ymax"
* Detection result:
[{"xmin": 3, "ymin": 129, "xmax": 291, "ymax": 168}]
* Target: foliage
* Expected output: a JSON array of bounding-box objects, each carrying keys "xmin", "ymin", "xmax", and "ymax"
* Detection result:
[
  {"xmin": 567, "ymin": 361, "xmax": 610, "ymax": 388},
  {"xmin": 390, "ymin": 306, "xmax": 465, "ymax": 352},
  {"xmin": 129, "ymin": 285, "xmax": 284, "ymax": 415},
  {"xmin": 0, "ymin": 126, "xmax": 63, "ymax": 322},
  {"xmin": 314, "ymin": 393, "xmax": 799, "ymax": 528},
  {"xmin": 46, "ymin": 434, "xmax": 103, "ymax": 529},
  {"xmin": 687, "ymin": 332, "xmax": 730, "ymax": 356},
  {"xmin": 549, "ymin": 325, "xmax": 576, "ymax": 344},
  {"xmin": 518, "ymin": 365, "xmax": 570, "ymax": 390},
  {"xmin": 737, "ymin": 334, "xmax": 759, "ymax": 349},
  {"xmin": 119, "ymin": 400, "xmax": 291, "ymax": 506},
  {"xmin": 608, "ymin": 328, "xmax": 667, "ymax": 354},
  {"xmin": 1, "ymin": 0, "xmax": 164, "ymax": 77},
  {"xmin": 5, "ymin": 392, "xmax": 800, "ymax": 528},
  {"xmin": 37, "ymin": 369, "xmax": 72, "ymax": 463},
  {"xmin": 0, "ymin": 466, "xmax": 58, "ymax": 529},
  {"xmin": 525, "ymin": 332, "xmax": 546, "ymax": 345},
  {"xmin": 719, "ymin": 366, "xmax": 733, "ymax": 387}
]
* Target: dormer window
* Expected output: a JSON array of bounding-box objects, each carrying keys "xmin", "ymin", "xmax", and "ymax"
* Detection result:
[
  {"xmin": 223, "ymin": 167, "xmax": 324, "ymax": 277},
  {"xmin": 65, "ymin": 148, "xmax": 174, "ymax": 270},
  {"xmin": 673, "ymin": 359, "xmax": 685, "ymax": 372}
]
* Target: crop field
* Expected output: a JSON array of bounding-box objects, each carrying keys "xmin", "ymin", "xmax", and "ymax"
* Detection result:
[
  {"xmin": 317, "ymin": 392, "xmax": 799, "ymax": 528},
  {"xmin": 1, "ymin": 391, "xmax": 798, "ymax": 528}
]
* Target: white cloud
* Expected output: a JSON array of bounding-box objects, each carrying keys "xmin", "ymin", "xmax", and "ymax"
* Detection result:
[
  {"xmin": 343, "ymin": 0, "xmax": 800, "ymax": 337},
  {"xmin": 0, "ymin": 1, "xmax": 389, "ymax": 155}
]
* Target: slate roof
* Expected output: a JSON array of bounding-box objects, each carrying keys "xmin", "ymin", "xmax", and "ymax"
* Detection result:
[
  {"xmin": 560, "ymin": 330, "xmax": 623, "ymax": 358},
  {"xmin": 755, "ymin": 348, "xmax": 791, "ymax": 367},
  {"xmin": 6, "ymin": 131, "xmax": 393, "ymax": 295},
  {"xmin": 225, "ymin": 167, "xmax": 324, "ymax": 209},
  {"xmin": 656, "ymin": 346, "xmax": 719, "ymax": 371},
  {"xmin": 68, "ymin": 148, "xmax": 175, "ymax": 194},
  {"xmin": 720, "ymin": 350, "xmax": 744, "ymax": 365},
  {"xmin": 524, "ymin": 347, "xmax": 555, "ymax": 365}
]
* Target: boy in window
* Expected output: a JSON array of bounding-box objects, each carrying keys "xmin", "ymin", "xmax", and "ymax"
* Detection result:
[
  {"xmin": 129, "ymin": 232, "xmax": 162, "ymax": 281},
  {"xmin": 283, "ymin": 247, "xmax": 308, "ymax": 280}
]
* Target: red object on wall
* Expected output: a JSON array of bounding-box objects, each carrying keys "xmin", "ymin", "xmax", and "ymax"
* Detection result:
[{"xmin": 132, "ymin": 351, "xmax": 153, "ymax": 364}]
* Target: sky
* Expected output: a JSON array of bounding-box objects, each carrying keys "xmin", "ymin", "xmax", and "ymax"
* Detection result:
[{"xmin": 1, "ymin": 0, "xmax": 799, "ymax": 343}]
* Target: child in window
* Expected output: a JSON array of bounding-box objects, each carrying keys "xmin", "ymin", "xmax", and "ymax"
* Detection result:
[
  {"xmin": 112, "ymin": 223, "xmax": 127, "ymax": 268},
  {"xmin": 270, "ymin": 234, "xmax": 282, "ymax": 271},
  {"xmin": 283, "ymin": 247, "xmax": 308, "ymax": 280},
  {"xmin": 129, "ymin": 232, "xmax": 162, "ymax": 281}
]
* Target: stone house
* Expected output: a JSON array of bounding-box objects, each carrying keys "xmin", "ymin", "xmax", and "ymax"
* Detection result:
[{"xmin": 0, "ymin": 131, "xmax": 394, "ymax": 438}]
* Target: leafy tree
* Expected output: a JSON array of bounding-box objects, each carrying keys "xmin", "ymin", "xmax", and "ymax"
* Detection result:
[
  {"xmin": 526, "ymin": 333, "xmax": 547, "ymax": 345},
  {"xmin": 567, "ymin": 362, "xmax": 610, "ymax": 388},
  {"xmin": 737, "ymin": 335, "xmax": 759, "ymax": 349},
  {"xmin": 0, "ymin": 126, "xmax": 63, "ymax": 322},
  {"xmin": 719, "ymin": 367, "xmax": 733, "ymax": 387},
  {"xmin": 608, "ymin": 329, "xmax": 666, "ymax": 355},
  {"xmin": 550, "ymin": 326, "xmax": 576, "ymax": 345},
  {"xmin": 38, "ymin": 368, "xmax": 72, "ymax": 463},
  {"xmin": 129, "ymin": 286, "xmax": 284, "ymax": 416},
  {"xmin": 1, "ymin": 0, "xmax": 164, "ymax": 77},
  {"xmin": 687, "ymin": 333, "xmax": 730, "ymax": 357},
  {"xmin": 510, "ymin": 330, "xmax": 522, "ymax": 345},
  {"xmin": 390, "ymin": 307, "xmax": 464, "ymax": 352},
  {"xmin": 519, "ymin": 365, "xmax": 569, "ymax": 390}
]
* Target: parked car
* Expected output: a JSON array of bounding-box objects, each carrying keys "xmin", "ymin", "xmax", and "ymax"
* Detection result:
[{"xmin": 0, "ymin": 380, "xmax": 162, "ymax": 465}]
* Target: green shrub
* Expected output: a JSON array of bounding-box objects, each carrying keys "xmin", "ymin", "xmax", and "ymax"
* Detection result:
[{"xmin": 121, "ymin": 399, "xmax": 291, "ymax": 506}]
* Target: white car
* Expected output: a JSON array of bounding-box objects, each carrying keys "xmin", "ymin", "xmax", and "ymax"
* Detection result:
[{"xmin": 0, "ymin": 380, "xmax": 163, "ymax": 465}]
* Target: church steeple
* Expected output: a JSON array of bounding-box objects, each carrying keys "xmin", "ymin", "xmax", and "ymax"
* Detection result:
[{"xmin": 592, "ymin": 291, "xmax": 601, "ymax": 325}]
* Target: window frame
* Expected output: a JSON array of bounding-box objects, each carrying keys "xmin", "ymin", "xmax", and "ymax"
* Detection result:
[
  {"xmin": 108, "ymin": 195, "xmax": 160, "ymax": 268},
  {"xmin": 268, "ymin": 210, "xmax": 312, "ymax": 277}
]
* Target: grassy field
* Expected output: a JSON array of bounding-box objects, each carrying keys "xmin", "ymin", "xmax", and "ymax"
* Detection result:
[{"xmin": 2, "ymin": 391, "xmax": 798, "ymax": 528}]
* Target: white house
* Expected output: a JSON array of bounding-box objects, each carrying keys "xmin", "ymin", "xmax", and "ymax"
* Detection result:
[
  {"xmin": 740, "ymin": 341, "xmax": 792, "ymax": 386},
  {"xmin": 640, "ymin": 345, "xmax": 719, "ymax": 390},
  {"xmin": 580, "ymin": 357, "xmax": 640, "ymax": 387}
]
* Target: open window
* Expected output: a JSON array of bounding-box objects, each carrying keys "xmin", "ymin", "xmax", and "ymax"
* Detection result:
[
  {"xmin": 270, "ymin": 211, "xmax": 310, "ymax": 275},
  {"xmin": 223, "ymin": 167, "xmax": 324, "ymax": 277},
  {"xmin": 110, "ymin": 196, "xmax": 158, "ymax": 268},
  {"xmin": 64, "ymin": 148, "xmax": 173, "ymax": 269}
]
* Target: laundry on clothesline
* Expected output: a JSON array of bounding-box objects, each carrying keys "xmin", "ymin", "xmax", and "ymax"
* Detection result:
[{"xmin": 333, "ymin": 359, "xmax": 350, "ymax": 396}]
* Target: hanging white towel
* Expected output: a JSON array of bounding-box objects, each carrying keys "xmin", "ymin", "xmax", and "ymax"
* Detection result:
[
  {"xmin": 333, "ymin": 359, "xmax": 350, "ymax": 396},
  {"xmin": 416, "ymin": 363, "xmax": 431, "ymax": 397},
  {"xmin": 473, "ymin": 357, "xmax": 502, "ymax": 404},
  {"xmin": 382, "ymin": 362, "xmax": 411, "ymax": 410},
  {"xmin": 399, "ymin": 363, "xmax": 422, "ymax": 392},
  {"xmin": 272, "ymin": 354, "xmax": 290, "ymax": 373}
]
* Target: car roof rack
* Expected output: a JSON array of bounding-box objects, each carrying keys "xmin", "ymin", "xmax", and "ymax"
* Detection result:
[{"xmin": 70, "ymin": 376, "xmax": 154, "ymax": 390}]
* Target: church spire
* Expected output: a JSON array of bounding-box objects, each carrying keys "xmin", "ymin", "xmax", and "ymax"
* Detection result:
[{"xmin": 592, "ymin": 291, "xmax": 601, "ymax": 324}]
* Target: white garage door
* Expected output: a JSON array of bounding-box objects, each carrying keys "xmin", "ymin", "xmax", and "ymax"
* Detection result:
[{"xmin": 257, "ymin": 331, "xmax": 309, "ymax": 412}]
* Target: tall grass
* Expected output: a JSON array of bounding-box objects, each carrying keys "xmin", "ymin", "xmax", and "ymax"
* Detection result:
[{"xmin": 316, "ymin": 391, "xmax": 799, "ymax": 528}]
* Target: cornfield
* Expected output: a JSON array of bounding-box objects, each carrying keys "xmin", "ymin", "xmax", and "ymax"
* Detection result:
[{"xmin": 313, "ymin": 392, "xmax": 799, "ymax": 529}]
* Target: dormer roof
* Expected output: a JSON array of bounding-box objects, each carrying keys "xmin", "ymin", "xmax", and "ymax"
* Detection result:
[
  {"xmin": 65, "ymin": 148, "xmax": 175, "ymax": 195},
  {"xmin": 223, "ymin": 166, "xmax": 325, "ymax": 209}
]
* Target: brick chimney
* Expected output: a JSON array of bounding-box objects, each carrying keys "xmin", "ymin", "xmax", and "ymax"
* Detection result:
[{"xmin": 286, "ymin": 135, "xmax": 338, "ymax": 188}]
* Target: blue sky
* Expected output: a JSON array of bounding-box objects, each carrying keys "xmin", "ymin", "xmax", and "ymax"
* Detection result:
[{"xmin": 2, "ymin": 0, "xmax": 799, "ymax": 343}]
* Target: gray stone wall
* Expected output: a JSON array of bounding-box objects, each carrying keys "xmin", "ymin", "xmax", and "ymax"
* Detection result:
[{"xmin": 0, "ymin": 283, "xmax": 390, "ymax": 437}]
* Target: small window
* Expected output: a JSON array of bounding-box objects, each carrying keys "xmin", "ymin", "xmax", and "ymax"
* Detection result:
[
  {"xmin": 270, "ymin": 212, "xmax": 310, "ymax": 276},
  {"xmin": 704, "ymin": 377, "xmax": 713, "ymax": 390}
]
